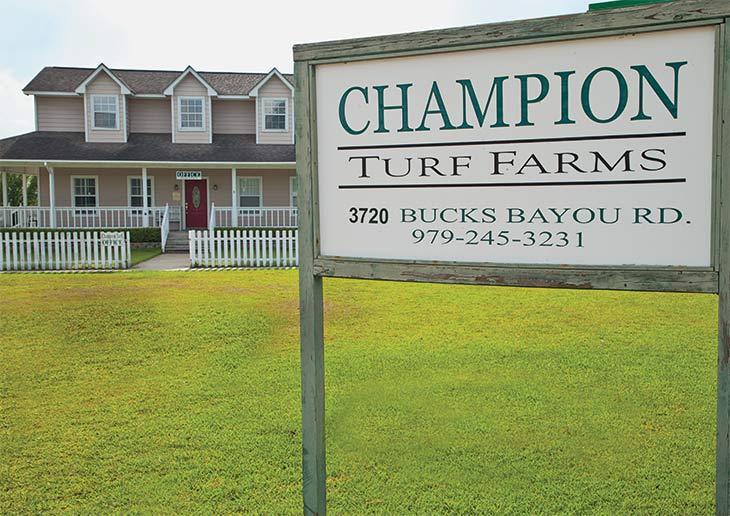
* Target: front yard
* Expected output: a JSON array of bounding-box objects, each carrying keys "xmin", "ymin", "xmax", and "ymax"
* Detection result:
[{"xmin": 0, "ymin": 271, "xmax": 718, "ymax": 513}]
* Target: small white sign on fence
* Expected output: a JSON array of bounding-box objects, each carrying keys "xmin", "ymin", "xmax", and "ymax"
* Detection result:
[{"xmin": 100, "ymin": 231, "xmax": 126, "ymax": 246}]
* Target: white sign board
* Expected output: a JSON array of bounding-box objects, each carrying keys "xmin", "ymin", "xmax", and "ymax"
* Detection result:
[
  {"xmin": 99, "ymin": 232, "xmax": 125, "ymax": 246},
  {"xmin": 315, "ymin": 27, "xmax": 715, "ymax": 267},
  {"xmin": 176, "ymin": 171, "xmax": 202, "ymax": 180}
]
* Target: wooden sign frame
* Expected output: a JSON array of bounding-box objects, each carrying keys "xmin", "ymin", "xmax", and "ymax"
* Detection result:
[{"xmin": 294, "ymin": 2, "xmax": 730, "ymax": 513}]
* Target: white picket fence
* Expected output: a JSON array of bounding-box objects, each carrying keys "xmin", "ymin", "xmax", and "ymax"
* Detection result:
[
  {"xmin": 189, "ymin": 229, "xmax": 298, "ymax": 268},
  {"xmin": 0, "ymin": 231, "xmax": 131, "ymax": 271}
]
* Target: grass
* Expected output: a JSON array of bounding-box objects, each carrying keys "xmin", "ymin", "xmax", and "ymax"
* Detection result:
[
  {"xmin": 130, "ymin": 247, "xmax": 162, "ymax": 266},
  {"xmin": 0, "ymin": 271, "xmax": 718, "ymax": 513}
]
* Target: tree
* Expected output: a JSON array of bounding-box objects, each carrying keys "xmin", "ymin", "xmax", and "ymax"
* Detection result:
[{"xmin": 2, "ymin": 174, "xmax": 38, "ymax": 206}]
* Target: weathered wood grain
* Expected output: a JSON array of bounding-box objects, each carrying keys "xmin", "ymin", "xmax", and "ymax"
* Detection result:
[
  {"xmin": 313, "ymin": 258, "xmax": 718, "ymax": 293},
  {"xmin": 717, "ymin": 21, "xmax": 730, "ymax": 516},
  {"xmin": 295, "ymin": 61, "xmax": 327, "ymax": 515},
  {"xmin": 294, "ymin": 0, "xmax": 729, "ymax": 62}
]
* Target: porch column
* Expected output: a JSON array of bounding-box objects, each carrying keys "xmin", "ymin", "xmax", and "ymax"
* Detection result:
[
  {"xmin": 231, "ymin": 168, "xmax": 237, "ymax": 226},
  {"xmin": 1, "ymin": 172, "xmax": 7, "ymax": 207},
  {"xmin": 22, "ymin": 174, "xmax": 28, "ymax": 207},
  {"xmin": 36, "ymin": 167, "xmax": 42, "ymax": 226},
  {"xmin": 48, "ymin": 166, "xmax": 56, "ymax": 228},
  {"xmin": 142, "ymin": 167, "xmax": 149, "ymax": 228}
]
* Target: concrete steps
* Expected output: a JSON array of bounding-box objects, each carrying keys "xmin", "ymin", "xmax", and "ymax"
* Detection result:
[{"xmin": 164, "ymin": 231, "xmax": 190, "ymax": 252}]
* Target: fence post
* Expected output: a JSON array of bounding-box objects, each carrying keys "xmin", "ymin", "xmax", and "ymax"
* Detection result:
[
  {"xmin": 188, "ymin": 230, "xmax": 195, "ymax": 267},
  {"xmin": 126, "ymin": 231, "xmax": 131, "ymax": 268}
]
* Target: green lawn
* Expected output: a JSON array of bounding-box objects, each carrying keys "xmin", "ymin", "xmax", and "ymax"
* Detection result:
[
  {"xmin": 0, "ymin": 271, "xmax": 718, "ymax": 513},
  {"xmin": 130, "ymin": 247, "xmax": 162, "ymax": 266}
]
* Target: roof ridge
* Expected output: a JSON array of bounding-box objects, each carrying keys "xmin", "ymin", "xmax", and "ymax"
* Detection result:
[
  {"xmin": 198, "ymin": 70, "xmax": 269, "ymax": 75},
  {"xmin": 46, "ymin": 66, "xmax": 95, "ymax": 71},
  {"xmin": 36, "ymin": 66, "xmax": 292, "ymax": 75}
]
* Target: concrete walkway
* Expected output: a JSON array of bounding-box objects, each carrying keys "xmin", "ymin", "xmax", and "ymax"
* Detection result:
[{"xmin": 132, "ymin": 252, "xmax": 190, "ymax": 271}]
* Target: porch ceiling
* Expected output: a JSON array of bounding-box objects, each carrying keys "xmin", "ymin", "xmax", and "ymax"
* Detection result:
[{"xmin": 0, "ymin": 132, "xmax": 295, "ymax": 168}]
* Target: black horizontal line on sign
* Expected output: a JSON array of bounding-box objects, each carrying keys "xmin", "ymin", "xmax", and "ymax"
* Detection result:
[
  {"xmin": 337, "ymin": 178, "xmax": 687, "ymax": 190},
  {"xmin": 336, "ymin": 131, "xmax": 687, "ymax": 151}
]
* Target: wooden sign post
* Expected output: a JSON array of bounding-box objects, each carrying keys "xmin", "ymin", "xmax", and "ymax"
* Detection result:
[{"xmin": 295, "ymin": 1, "xmax": 730, "ymax": 513}]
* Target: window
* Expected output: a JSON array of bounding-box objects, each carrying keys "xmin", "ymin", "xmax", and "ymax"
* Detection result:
[
  {"xmin": 239, "ymin": 177, "xmax": 262, "ymax": 208},
  {"xmin": 128, "ymin": 177, "xmax": 154, "ymax": 210},
  {"xmin": 72, "ymin": 176, "xmax": 98, "ymax": 211},
  {"xmin": 179, "ymin": 96, "xmax": 205, "ymax": 130},
  {"xmin": 290, "ymin": 176, "xmax": 297, "ymax": 207},
  {"xmin": 92, "ymin": 95, "xmax": 118, "ymax": 129},
  {"xmin": 263, "ymin": 98, "xmax": 287, "ymax": 131}
]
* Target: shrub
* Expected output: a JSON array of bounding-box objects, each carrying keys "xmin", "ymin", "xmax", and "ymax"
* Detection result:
[{"xmin": 0, "ymin": 228, "xmax": 161, "ymax": 243}]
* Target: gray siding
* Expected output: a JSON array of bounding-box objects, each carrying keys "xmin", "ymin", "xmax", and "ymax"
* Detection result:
[
  {"xmin": 172, "ymin": 75, "xmax": 211, "ymax": 144},
  {"xmin": 212, "ymin": 99, "xmax": 255, "ymax": 134},
  {"xmin": 128, "ymin": 98, "xmax": 172, "ymax": 133},
  {"xmin": 36, "ymin": 97, "xmax": 85, "ymax": 132},
  {"xmin": 85, "ymin": 72, "xmax": 126, "ymax": 143},
  {"xmin": 257, "ymin": 75, "xmax": 294, "ymax": 145}
]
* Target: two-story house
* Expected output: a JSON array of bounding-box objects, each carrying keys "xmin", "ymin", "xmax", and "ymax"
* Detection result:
[{"xmin": 0, "ymin": 63, "xmax": 296, "ymax": 238}]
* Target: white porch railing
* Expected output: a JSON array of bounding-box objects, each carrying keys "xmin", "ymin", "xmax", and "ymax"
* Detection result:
[
  {"xmin": 54, "ymin": 207, "xmax": 168, "ymax": 229},
  {"xmin": 160, "ymin": 204, "xmax": 170, "ymax": 252},
  {"xmin": 0, "ymin": 206, "xmax": 168, "ymax": 229},
  {"xmin": 0, "ymin": 207, "xmax": 52, "ymax": 228},
  {"xmin": 0, "ymin": 205, "xmax": 295, "ymax": 229},
  {"xmin": 214, "ymin": 207, "xmax": 298, "ymax": 228}
]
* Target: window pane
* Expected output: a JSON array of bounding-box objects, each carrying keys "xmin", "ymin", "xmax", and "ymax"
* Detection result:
[
  {"xmin": 240, "ymin": 196, "xmax": 261, "ymax": 208},
  {"xmin": 239, "ymin": 178, "xmax": 261, "ymax": 207},
  {"xmin": 239, "ymin": 177, "xmax": 261, "ymax": 195},
  {"xmin": 265, "ymin": 114, "xmax": 286, "ymax": 130},
  {"xmin": 73, "ymin": 177, "xmax": 97, "ymax": 207},
  {"xmin": 93, "ymin": 96, "xmax": 118, "ymax": 128},
  {"xmin": 129, "ymin": 178, "xmax": 153, "ymax": 207},
  {"xmin": 264, "ymin": 99, "xmax": 286, "ymax": 114},
  {"xmin": 263, "ymin": 99, "xmax": 287, "ymax": 130},
  {"xmin": 130, "ymin": 178, "xmax": 141, "ymax": 196},
  {"xmin": 180, "ymin": 98, "xmax": 204, "ymax": 128}
]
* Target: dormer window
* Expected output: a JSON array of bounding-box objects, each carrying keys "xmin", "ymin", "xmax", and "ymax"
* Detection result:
[
  {"xmin": 263, "ymin": 98, "xmax": 287, "ymax": 131},
  {"xmin": 179, "ymin": 96, "xmax": 205, "ymax": 131},
  {"xmin": 91, "ymin": 95, "xmax": 119, "ymax": 130}
]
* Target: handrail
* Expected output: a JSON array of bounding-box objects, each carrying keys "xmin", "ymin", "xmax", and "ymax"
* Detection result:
[{"xmin": 160, "ymin": 204, "xmax": 170, "ymax": 252}]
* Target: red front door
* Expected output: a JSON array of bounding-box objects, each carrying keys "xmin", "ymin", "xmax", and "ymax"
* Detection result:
[{"xmin": 185, "ymin": 180, "xmax": 208, "ymax": 228}]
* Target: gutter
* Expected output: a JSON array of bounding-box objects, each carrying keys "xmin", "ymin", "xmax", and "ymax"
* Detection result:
[{"xmin": 0, "ymin": 159, "xmax": 295, "ymax": 169}]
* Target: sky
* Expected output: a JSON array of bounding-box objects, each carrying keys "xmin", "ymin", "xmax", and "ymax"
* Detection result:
[{"xmin": 0, "ymin": 0, "xmax": 590, "ymax": 139}]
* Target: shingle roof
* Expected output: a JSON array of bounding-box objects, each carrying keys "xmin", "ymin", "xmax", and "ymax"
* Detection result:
[
  {"xmin": 23, "ymin": 67, "xmax": 294, "ymax": 96},
  {"xmin": 0, "ymin": 132, "xmax": 295, "ymax": 163}
]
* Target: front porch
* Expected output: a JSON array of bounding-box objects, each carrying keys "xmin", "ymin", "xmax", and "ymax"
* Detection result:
[
  {"xmin": 0, "ymin": 205, "xmax": 298, "ymax": 230},
  {"xmin": 0, "ymin": 164, "xmax": 298, "ymax": 232}
]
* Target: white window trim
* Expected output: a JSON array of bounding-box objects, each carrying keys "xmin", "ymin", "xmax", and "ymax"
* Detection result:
[
  {"xmin": 178, "ymin": 96, "xmax": 206, "ymax": 132},
  {"xmin": 289, "ymin": 176, "xmax": 297, "ymax": 207},
  {"xmin": 127, "ymin": 176, "xmax": 155, "ymax": 208},
  {"xmin": 238, "ymin": 176, "xmax": 263, "ymax": 208},
  {"xmin": 262, "ymin": 98, "xmax": 288, "ymax": 133},
  {"xmin": 90, "ymin": 94, "xmax": 120, "ymax": 131},
  {"xmin": 70, "ymin": 175, "xmax": 100, "ymax": 208}
]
